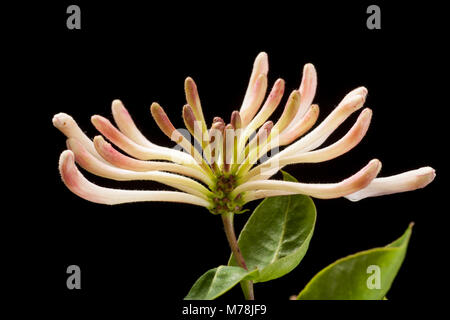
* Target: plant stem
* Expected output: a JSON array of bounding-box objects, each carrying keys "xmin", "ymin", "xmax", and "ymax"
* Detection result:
[{"xmin": 221, "ymin": 211, "xmax": 255, "ymax": 300}]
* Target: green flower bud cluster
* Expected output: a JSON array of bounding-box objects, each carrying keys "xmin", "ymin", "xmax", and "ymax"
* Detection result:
[{"xmin": 208, "ymin": 174, "xmax": 246, "ymax": 215}]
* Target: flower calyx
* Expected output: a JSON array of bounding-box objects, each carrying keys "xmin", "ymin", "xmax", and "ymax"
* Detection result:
[{"xmin": 208, "ymin": 174, "xmax": 246, "ymax": 215}]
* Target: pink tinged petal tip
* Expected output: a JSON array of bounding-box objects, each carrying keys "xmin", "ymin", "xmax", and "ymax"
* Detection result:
[
  {"xmin": 256, "ymin": 121, "xmax": 274, "ymax": 144},
  {"xmin": 52, "ymin": 112, "xmax": 107, "ymax": 163},
  {"xmin": 282, "ymin": 108, "xmax": 372, "ymax": 164},
  {"xmin": 93, "ymin": 135, "xmax": 153, "ymax": 171},
  {"xmin": 230, "ymin": 111, "xmax": 242, "ymax": 130},
  {"xmin": 237, "ymin": 159, "xmax": 381, "ymax": 200},
  {"xmin": 182, "ymin": 104, "xmax": 204, "ymax": 144},
  {"xmin": 278, "ymin": 104, "xmax": 320, "ymax": 146},
  {"xmin": 150, "ymin": 103, "xmax": 182, "ymax": 143},
  {"xmin": 282, "ymin": 88, "xmax": 368, "ymax": 157},
  {"xmin": 246, "ymin": 91, "xmax": 302, "ymax": 163},
  {"xmin": 182, "ymin": 102, "xmax": 211, "ymax": 161},
  {"xmin": 151, "ymin": 103, "xmax": 211, "ymax": 172},
  {"xmin": 111, "ymin": 99, "xmax": 157, "ymax": 149},
  {"xmin": 240, "ymin": 73, "xmax": 268, "ymax": 127},
  {"xmin": 345, "ymin": 167, "xmax": 436, "ymax": 201},
  {"xmin": 296, "ymin": 63, "xmax": 318, "ymax": 120},
  {"xmin": 213, "ymin": 116, "xmax": 225, "ymax": 124},
  {"xmin": 246, "ymin": 107, "xmax": 371, "ymax": 182},
  {"xmin": 185, "ymin": 77, "xmax": 207, "ymax": 129},
  {"xmin": 240, "ymin": 52, "xmax": 269, "ymax": 127},
  {"xmin": 246, "ymin": 78, "xmax": 285, "ymax": 132},
  {"xmin": 209, "ymin": 121, "xmax": 225, "ymax": 137},
  {"xmin": 239, "ymin": 78, "xmax": 285, "ymax": 151},
  {"xmin": 343, "ymin": 86, "xmax": 368, "ymax": 103},
  {"xmin": 271, "ymin": 90, "xmax": 301, "ymax": 136},
  {"xmin": 91, "ymin": 114, "xmax": 160, "ymax": 159},
  {"xmin": 92, "ymin": 136, "xmax": 212, "ymax": 185},
  {"xmin": 58, "ymin": 150, "xmax": 210, "ymax": 207},
  {"xmin": 67, "ymin": 138, "xmax": 211, "ymax": 199},
  {"xmin": 245, "ymin": 121, "xmax": 274, "ymax": 156},
  {"xmin": 91, "ymin": 114, "xmax": 195, "ymax": 165}
]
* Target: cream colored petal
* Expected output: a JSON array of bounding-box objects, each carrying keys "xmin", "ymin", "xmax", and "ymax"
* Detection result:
[
  {"xmin": 258, "ymin": 88, "xmax": 367, "ymax": 172},
  {"xmin": 222, "ymin": 124, "xmax": 235, "ymax": 172},
  {"xmin": 243, "ymin": 189, "xmax": 295, "ymax": 203},
  {"xmin": 345, "ymin": 167, "xmax": 436, "ymax": 201},
  {"xmin": 93, "ymin": 136, "xmax": 212, "ymax": 186},
  {"xmin": 240, "ymin": 52, "xmax": 269, "ymax": 127},
  {"xmin": 288, "ymin": 108, "xmax": 372, "ymax": 163},
  {"xmin": 278, "ymin": 104, "xmax": 320, "ymax": 146},
  {"xmin": 59, "ymin": 150, "xmax": 211, "ymax": 207},
  {"xmin": 235, "ymin": 159, "xmax": 381, "ymax": 200},
  {"xmin": 240, "ymin": 78, "xmax": 285, "ymax": 148},
  {"xmin": 182, "ymin": 104, "xmax": 211, "ymax": 163},
  {"xmin": 53, "ymin": 113, "xmax": 108, "ymax": 163},
  {"xmin": 91, "ymin": 114, "xmax": 198, "ymax": 167},
  {"xmin": 289, "ymin": 63, "xmax": 317, "ymax": 125},
  {"xmin": 247, "ymin": 108, "xmax": 372, "ymax": 181},
  {"xmin": 271, "ymin": 90, "xmax": 301, "ymax": 136},
  {"xmin": 240, "ymin": 74, "xmax": 268, "ymax": 127},
  {"xmin": 288, "ymin": 90, "xmax": 367, "ymax": 154},
  {"xmin": 236, "ymin": 90, "xmax": 300, "ymax": 174},
  {"xmin": 67, "ymin": 138, "xmax": 211, "ymax": 200},
  {"xmin": 150, "ymin": 103, "xmax": 212, "ymax": 175},
  {"xmin": 185, "ymin": 77, "xmax": 208, "ymax": 133},
  {"xmin": 111, "ymin": 99, "xmax": 158, "ymax": 149},
  {"xmin": 239, "ymin": 104, "xmax": 320, "ymax": 178},
  {"xmin": 235, "ymin": 121, "xmax": 274, "ymax": 175},
  {"xmin": 182, "ymin": 104, "xmax": 200, "ymax": 141},
  {"xmin": 209, "ymin": 122, "xmax": 225, "ymax": 171}
]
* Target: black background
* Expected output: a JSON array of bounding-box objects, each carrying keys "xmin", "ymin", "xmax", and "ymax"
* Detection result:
[{"xmin": 7, "ymin": 0, "xmax": 447, "ymax": 315}]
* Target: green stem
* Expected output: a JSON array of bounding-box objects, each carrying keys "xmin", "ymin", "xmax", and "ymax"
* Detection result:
[{"xmin": 221, "ymin": 212, "xmax": 255, "ymax": 300}]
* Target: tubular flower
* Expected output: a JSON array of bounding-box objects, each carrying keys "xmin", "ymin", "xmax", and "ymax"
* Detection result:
[{"xmin": 54, "ymin": 52, "xmax": 435, "ymax": 214}]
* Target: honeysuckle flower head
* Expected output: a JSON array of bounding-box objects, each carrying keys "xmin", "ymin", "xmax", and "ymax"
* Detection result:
[{"xmin": 54, "ymin": 52, "xmax": 435, "ymax": 215}]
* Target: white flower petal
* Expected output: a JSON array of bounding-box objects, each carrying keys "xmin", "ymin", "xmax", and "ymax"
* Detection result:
[
  {"xmin": 243, "ymin": 189, "xmax": 295, "ymax": 203},
  {"xmin": 52, "ymin": 113, "xmax": 108, "ymax": 163},
  {"xmin": 150, "ymin": 103, "xmax": 213, "ymax": 175},
  {"xmin": 287, "ymin": 89, "xmax": 367, "ymax": 154},
  {"xmin": 93, "ymin": 135, "xmax": 212, "ymax": 186},
  {"xmin": 240, "ymin": 52, "xmax": 269, "ymax": 127},
  {"xmin": 256, "ymin": 88, "xmax": 367, "ymax": 172},
  {"xmin": 240, "ymin": 78, "xmax": 285, "ymax": 150},
  {"xmin": 236, "ymin": 159, "xmax": 381, "ymax": 200},
  {"xmin": 287, "ymin": 63, "xmax": 317, "ymax": 128},
  {"xmin": 67, "ymin": 138, "xmax": 211, "ymax": 200},
  {"xmin": 185, "ymin": 77, "xmax": 208, "ymax": 134},
  {"xmin": 278, "ymin": 104, "xmax": 320, "ymax": 146},
  {"xmin": 345, "ymin": 167, "xmax": 436, "ymax": 201},
  {"xmin": 59, "ymin": 150, "xmax": 211, "ymax": 207},
  {"xmin": 247, "ymin": 108, "xmax": 372, "ymax": 181},
  {"xmin": 111, "ymin": 99, "xmax": 159, "ymax": 149},
  {"xmin": 91, "ymin": 114, "xmax": 198, "ymax": 167}
]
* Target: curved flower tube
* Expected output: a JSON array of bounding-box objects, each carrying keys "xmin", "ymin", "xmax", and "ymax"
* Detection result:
[
  {"xmin": 66, "ymin": 138, "xmax": 211, "ymax": 200},
  {"xmin": 54, "ymin": 52, "xmax": 435, "ymax": 214},
  {"xmin": 59, "ymin": 150, "xmax": 210, "ymax": 207}
]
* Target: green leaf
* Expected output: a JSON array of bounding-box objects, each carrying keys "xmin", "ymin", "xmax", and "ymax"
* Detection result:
[
  {"xmin": 229, "ymin": 171, "xmax": 316, "ymax": 283},
  {"xmin": 297, "ymin": 223, "xmax": 413, "ymax": 300},
  {"xmin": 184, "ymin": 266, "xmax": 258, "ymax": 300}
]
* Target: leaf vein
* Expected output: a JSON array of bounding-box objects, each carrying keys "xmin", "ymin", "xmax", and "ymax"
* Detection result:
[
  {"xmin": 270, "ymin": 195, "xmax": 291, "ymax": 263},
  {"xmin": 205, "ymin": 266, "xmax": 222, "ymax": 298}
]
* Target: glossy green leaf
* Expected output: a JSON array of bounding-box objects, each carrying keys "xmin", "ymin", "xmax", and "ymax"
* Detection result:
[
  {"xmin": 297, "ymin": 223, "xmax": 413, "ymax": 300},
  {"xmin": 229, "ymin": 171, "xmax": 316, "ymax": 283},
  {"xmin": 184, "ymin": 266, "xmax": 258, "ymax": 300}
]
